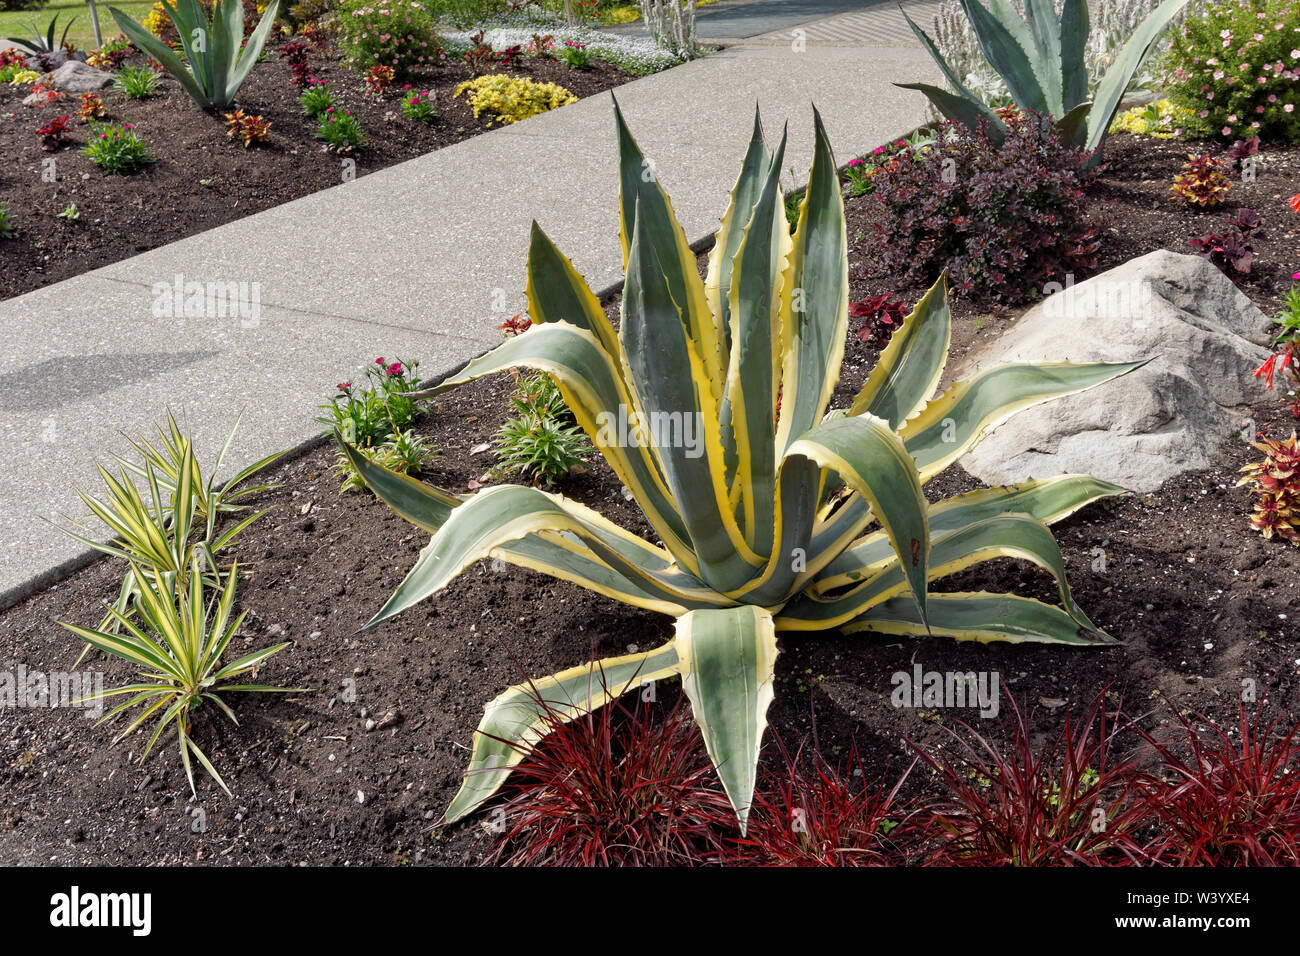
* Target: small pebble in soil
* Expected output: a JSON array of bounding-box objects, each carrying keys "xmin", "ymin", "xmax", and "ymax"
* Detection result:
[
  {"xmin": 365, "ymin": 719, "xmax": 376, "ymax": 732},
  {"xmin": 356, "ymin": 790, "xmax": 365, "ymax": 805}
]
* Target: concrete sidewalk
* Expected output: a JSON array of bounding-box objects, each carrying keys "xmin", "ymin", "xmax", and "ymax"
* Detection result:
[{"xmin": 0, "ymin": 22, "xmax": 938, "ymax": 605}]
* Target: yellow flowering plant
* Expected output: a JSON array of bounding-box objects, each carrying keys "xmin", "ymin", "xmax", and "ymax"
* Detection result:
[
  {"xmin": 1108, "ymin": 98, "xmax": 1195, "ymax": 139},
  {"xmin": 454, "ymin": 74, "xmax": 577, "ymax": 126}
]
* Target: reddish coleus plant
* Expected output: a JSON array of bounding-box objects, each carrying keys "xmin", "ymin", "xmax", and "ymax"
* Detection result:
[
  {"xmin": 529, "ymin": 33, "xmax": 555, "ymax": 58},
  {"xmin": 1236, "ymin": 430, "xmax": 1300, "ymax": 544},
  {"xmin": 1188, "ymin": 207, "xmax": 1266, "ymax": 276},
  {"xmin": 498, "ymin": 312, "xmax": 532, "ymax": 337},
  {"xmin": 850, "ymin": 294, "xmax": 908, "ymax": 350},
  {"xmin": 77, "ymin": 92, "xmax": 106, "ymax": 123},
  {"xmin": 35, "ymin": 113, "xmax": 71, "ymax": 151},
  {"xmin": 463, "ymin": 30, "xmax": 501, "ymax": 76},
  {"xmin": 277, "ymin": 40, "xmax": 312, "ymax": 90},
  {"xmin": 26, "ymin": 82, "xmax": 62, "ymax": 108},
  {"xmin": 364, "ymin": 64, "xmax": 395, "ymax": 97},
  {"xmin": 1170, "ymin": 153, "xmax": 1232, "ymax": 206},
  {"xmin": 1226, "ymin": 136, "xmax": 1259, "ymax": 173},
  {"xmin": 223, "ymin": 109, "xmax": 271, "ymax": 148}
]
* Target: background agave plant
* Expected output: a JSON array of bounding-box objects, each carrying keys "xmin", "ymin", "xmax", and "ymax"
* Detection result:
[
  {"xmin": 109, "ymin": 0, "xmax": 280, "ymax": 111},
  {"xmin": 901, "ymin": 0, "xmax": 1187, "ymax": 159},
  {"xmin": 343, "ymin": 102, "xmax": 1142, "ymax": 831},
  {"xmin": 5, "ymin": 13, "xmax": 75, "ymax": 54}
]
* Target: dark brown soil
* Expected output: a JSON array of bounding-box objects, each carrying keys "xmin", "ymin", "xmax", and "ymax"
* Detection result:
[
  {"xmin": 0, "ymin": 43, "xmax": 636, "ymax": 301},
  {"xmin": 1, "ymin": 130, "xmax": 1298, "ymax": 867}
]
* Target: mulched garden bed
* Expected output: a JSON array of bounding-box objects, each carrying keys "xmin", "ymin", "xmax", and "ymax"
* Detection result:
[
  {"xmin": 0, "ymin": 43, "xmax": 637, "ymax": 302},
  {"xmin": 0, "ymin": 130, "xmax": 1297, "ymax": 866}
]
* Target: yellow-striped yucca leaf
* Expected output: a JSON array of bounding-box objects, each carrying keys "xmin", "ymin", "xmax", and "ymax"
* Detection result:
[
  {"xmin": 348, "ymin": 104, "xmax": 1144, "ymax": 830},
  {"xmin": 60, "ymin": 556, "xmax": 299, "ymax": 797}
]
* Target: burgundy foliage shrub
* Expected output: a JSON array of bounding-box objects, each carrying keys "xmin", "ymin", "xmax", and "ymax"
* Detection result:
[{"xmin": 855, "ymin": 116, "xmax": 1100, "ymax": 311}]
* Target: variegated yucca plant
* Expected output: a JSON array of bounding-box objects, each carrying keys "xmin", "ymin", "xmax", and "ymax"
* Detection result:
[
  {"xmin": 901, "ymin": 0, "xmax": 1187, "ymax": 160},
  {"xmin": 343, "ymin": 103, "xmax": 1142, "ymax": 831}
]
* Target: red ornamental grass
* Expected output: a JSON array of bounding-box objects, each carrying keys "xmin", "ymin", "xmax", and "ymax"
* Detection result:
[
  {"xmin": 482, "ymin": 691, "xmax": 737, "ymax": 867},
  {"xmin": 1132, "ymin": 693, "xmax": 1300, "ymax": 866},
  {"xmin": 718, "ymin": 741, "xmax": 920, "ymax": 866},
  {"xmin": 912, "ymin": 688, "xmax": 1151, "ymax": 866}
]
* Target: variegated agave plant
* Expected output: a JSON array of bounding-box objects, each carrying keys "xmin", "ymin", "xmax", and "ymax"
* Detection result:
[
  {"xmin": 342, "ymin": 103, "xmax": 1141, "ymax": 831},
  {"xmin": 901, "ymin": 0, "xmax": 1187, "ymax": 159}
]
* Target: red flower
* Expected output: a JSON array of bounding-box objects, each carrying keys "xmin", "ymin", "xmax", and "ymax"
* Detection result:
[
  {"xmin": 386, "ymin": 362, "xmax": 403, "ymax": 376},
  {"xmin": 1255, "ymin": 353, "xmax": 1279, "ymax": 389},
  {"xmin": 1291, "ymin": 193, "xmax": 1300, "ymax": 214}
]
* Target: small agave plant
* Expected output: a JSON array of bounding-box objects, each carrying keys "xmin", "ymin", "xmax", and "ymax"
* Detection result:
[
  {"xmin": 901, "ymin": 0, "xmax": 1186, "ymax": 160},
  {"xmin": 343, "ymin": 102, "xmax": 1142, "ymax": 831},
  {"xmin": 109, "ymin": 0, "xmax": 280, "ymax": 112}
]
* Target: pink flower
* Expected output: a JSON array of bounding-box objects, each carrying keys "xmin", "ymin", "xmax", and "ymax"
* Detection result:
[{"xmin": 1287, "ymin": 103, "xmax": 1296, "ymax": 112}]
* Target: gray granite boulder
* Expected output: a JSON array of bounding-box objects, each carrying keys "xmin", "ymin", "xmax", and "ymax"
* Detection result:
[
  {"xmin": 958, "ymin": 250, "xmax": 1277, "ymax": 492},
  {"xmin": 46, "ymin": 60, "xmax": 114, "ymax": 92}
]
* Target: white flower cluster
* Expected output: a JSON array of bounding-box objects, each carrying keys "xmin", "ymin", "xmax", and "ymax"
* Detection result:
[{"xmin": 442, "ymin": 14, "xmax": 689, "ymax": 75}]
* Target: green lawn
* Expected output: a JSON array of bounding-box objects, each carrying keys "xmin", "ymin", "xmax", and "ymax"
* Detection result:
[{"xmin": 1, "ymin": 1, "xmax": 155, "ymax": 52}]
